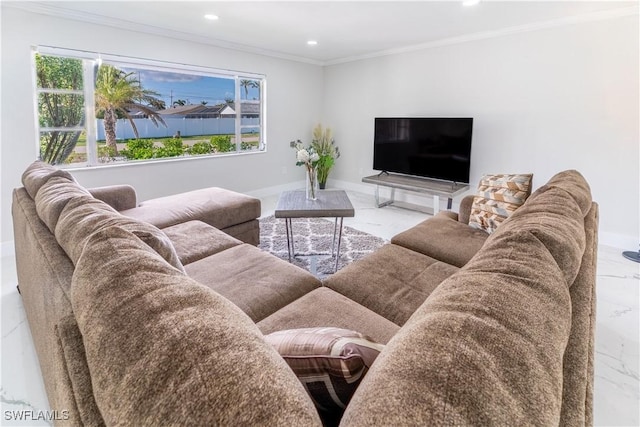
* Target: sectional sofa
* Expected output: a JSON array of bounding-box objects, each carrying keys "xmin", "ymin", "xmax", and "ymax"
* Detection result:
[{"xmin": 12, "ymin": 160, "xmax": 597, "ymax": 426}]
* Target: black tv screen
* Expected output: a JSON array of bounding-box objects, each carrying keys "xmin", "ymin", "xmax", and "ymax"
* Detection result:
[{"xmin": 373, "ymin": 117, "xmax": 473, "ymax": 184}]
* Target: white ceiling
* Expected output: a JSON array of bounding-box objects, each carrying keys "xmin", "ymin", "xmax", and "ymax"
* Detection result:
[{"xmin": 8, "ymin": 1, "xmax": 638, "ymax": 65}]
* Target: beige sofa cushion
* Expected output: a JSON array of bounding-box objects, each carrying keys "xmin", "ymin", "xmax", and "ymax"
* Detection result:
[
  {"xmin": 185, "ymin": 244, "xmax": 321, "ymax": 322},
  {"xmin": 35, "ymin": 176, "xmax": 92, "ymax": 233},
  {"xmin": 502, "ymin": 171, "xmax": 589, "ymax": 285},
  {"xmin": 324, "ymin": 244, "xmax": 459, "ymax": 326},
  {"xmin": 219, "ymin": 219, "xmax": 261, "ymax": 245},
  {"xmin": 341, "ymin": 170, "xmax": 591, "ymax": 426},
  {"xmin": 120, "ymin": 187, "xmax": 261, "ymax": 230},
  {"xmin": 391, "ymin": 212, "xmax": 489, "ymax": 267},
  {"xmin": 161, "ymin": 220, "xmax": 242, "ymax": 265},
  {"xmin": 71, "ymin": 226, "xmax": 322, "ymax": 426},
  {"xmin": 542, "ymin": 169, "xmax": 593, "ymax": 214},
  {"xmin": 21, "ymin": 160, "xmax": 75, "ymax": 199},
  {"xmin": 56, "ymin": 195, "xmax": 184, "ymax": 273},
  {"xmin": 258, "ymin": 287, "xmax": 400, "ymax": 346}
]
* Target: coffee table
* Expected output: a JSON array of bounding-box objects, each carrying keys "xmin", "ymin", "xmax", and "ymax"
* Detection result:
[{"xmin": 274, "ymin": 190, "xmax": 355, "ymax": 272}]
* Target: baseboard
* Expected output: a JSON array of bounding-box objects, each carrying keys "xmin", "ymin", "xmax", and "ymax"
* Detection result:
[
  {"xmin": 327, "ymin": 178, "xmax": 375, "ymax": 197},
  {"xmin": 244, "ymin": 180, "xmax": 305, "ymax": 199},
  {"xmin": 1, "ymin": 240, "xmax": 15, "ymax": 258},
  {"xmin": 599, "ymin": 232, "xmax": 639, "ymax": 251}
]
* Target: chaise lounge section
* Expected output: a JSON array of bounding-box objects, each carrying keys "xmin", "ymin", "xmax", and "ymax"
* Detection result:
[
  {"xmin": 119, "ymin": 186, "xmax": 261, "ymax": 245},
  {"xmin": 89, "ymin": 181, "xmax": 261, "ymax": 245}
]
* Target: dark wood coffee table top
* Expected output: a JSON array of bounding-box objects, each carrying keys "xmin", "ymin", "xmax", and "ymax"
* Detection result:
[{"xmin": 275, "ymin": 190, "xmax": 355, "ymax": 218}]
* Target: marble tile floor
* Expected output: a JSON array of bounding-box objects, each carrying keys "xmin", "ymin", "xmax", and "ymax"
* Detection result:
[{"xmin": 1, "ymin": 190, "xmax": 638, "ymax": 426}]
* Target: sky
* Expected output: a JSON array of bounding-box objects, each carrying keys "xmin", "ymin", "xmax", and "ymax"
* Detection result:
[{"xmin": 119, "ymin": 65, "xmax": 259, "ymax": 109}]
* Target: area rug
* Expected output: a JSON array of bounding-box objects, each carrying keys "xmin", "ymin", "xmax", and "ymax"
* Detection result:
[{"xmin": 258, "ymin": 215, "xmax": 387, "ymax": 276}]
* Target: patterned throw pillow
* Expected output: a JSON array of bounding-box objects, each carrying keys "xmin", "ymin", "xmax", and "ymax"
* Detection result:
[
  {"xmin": 469, "ymin": 173, "xmax": 533, "ymax": 233},
  {"xmin": 264, "ymin": 327, "xmax": 384, "ymax": 416}
]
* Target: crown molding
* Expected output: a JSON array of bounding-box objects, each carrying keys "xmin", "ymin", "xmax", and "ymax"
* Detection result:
[
  {"xmin": 4, "ymin": 2, "xmax": 637, "ymax": 67},
  {"xmin": 3, "ymin": 1, "xmax": 325, "ymax": 66},
  {"xmin": 324, "ymin": 5, "xmax": 639, "ymax": 66}
]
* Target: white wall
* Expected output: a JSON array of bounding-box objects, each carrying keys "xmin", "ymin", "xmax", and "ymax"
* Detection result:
[
  {"xmin": 323, "ymin": 15, "xmax": 639, "ymax": 247},
  {"xmin": 0, "ymin": 7, "xmax": 323, "ymax": 243},
  {"xmin": 2, "ymin": 8, "xmax": 638, "ymax": 248}
]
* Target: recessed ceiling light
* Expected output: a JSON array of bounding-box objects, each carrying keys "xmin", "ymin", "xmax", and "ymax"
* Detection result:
[
  {"xmin": 204, "ymin": 14, "xmax": 219, "ymax": 21},
  {"xmin": 462, "ymin": 0, "xmax": 481, "ymax": 6},
  {"xmin": 307, "ymin": 40, "xmax": 318, "ymax": 46}
]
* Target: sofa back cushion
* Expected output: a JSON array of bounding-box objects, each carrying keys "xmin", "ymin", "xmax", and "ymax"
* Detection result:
[
  {"xmin": 341, "ymin": 170, "xmax": 592, "ymax": 426},
  {"xmin": 469, "ymin": 173, "xmax": 532, "ymax": 233},
  {"xmin": 35, "ymin": 176, "xmax": 92, "ymax": 233},
  {"xmin": 497, "ymin": 170, "xmax": 589, "ymax": 285},
  {"xmin": 523, "ymin": 169, "xmax": 598, "ymax": 426},
  {"xmin": 71, "ymin": 226, "xmax": 322, "ymax": 426},
  {"xmin": 55, "ymin": 195, "xmax": 185, "ymax": 273},
  {"xmin": 22, "ymin": 160, "xmax": 76, "ymax": 199},
  {"xmin": 536, "ymin": 169, "xmax": 593, "ymax": 215},
  {"xmin": 22, "ymin": 160, "xmax": 183, "ymax": 273}
]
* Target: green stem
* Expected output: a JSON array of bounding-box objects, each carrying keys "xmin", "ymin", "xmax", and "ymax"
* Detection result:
[{"xmin": 317, "ymin": 165, "xmax": 330, "ymax": 184}]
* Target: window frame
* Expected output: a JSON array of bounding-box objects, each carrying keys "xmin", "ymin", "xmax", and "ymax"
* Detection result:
[{"xmin": 32, "ymin": 46, "xmax": 267, "ymax": 169}]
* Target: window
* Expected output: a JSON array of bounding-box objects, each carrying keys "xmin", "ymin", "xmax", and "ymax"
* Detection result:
[
  {"xmin": 35, "ymin": 55, "xmax": 86, "ymax": 165},
  {"xmin": 33, "ymin": 47, "xmax": 266, "ymax": 167}
]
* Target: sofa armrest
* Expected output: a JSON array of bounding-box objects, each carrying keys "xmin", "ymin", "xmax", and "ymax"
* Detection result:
[
  {"xmin": 458, "ymin": 194, "xmax": 475, "ymax": 224},
  {"xmin": 88, "ymin": 185, "xmax": 137, "ymax": 211}
]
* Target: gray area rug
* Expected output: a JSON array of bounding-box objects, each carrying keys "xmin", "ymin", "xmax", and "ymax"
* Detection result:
[{"xmin": 258, "ymin": 215, "xmax": 387, "ymax": 276}]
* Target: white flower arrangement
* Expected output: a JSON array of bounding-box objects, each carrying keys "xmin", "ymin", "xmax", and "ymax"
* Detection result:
[
  {"xmin": 291, "ymin": 140, "xmax": 319, "ymax": 167},
  {"xmin": 290, "ymin": 139, "xmax": 320, "ymax": 199}
]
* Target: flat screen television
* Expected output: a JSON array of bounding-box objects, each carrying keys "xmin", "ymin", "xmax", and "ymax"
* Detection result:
[{"xmin": 373, "ymin": 117, "xmax": 473, "ymax": 184}]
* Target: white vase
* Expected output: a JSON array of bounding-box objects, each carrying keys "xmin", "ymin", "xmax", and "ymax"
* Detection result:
[{"xmin": 306, "ymin": 167, "xmax": 319, "ymax": 200}]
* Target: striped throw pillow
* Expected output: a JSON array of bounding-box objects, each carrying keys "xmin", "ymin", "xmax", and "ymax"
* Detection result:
[
  {"xmin": 265, "ymin": 327, "xmax": 384, "ymax": 416},
  {"xmin": 469, "ymin": 173, "xmax": 533, "ymax": 233}
]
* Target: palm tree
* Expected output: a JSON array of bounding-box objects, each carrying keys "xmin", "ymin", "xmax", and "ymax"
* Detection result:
[
  {"xmin": 240, "ymin": 79, "xmax": 259, "ymax": 99},
  {"xmin": 95, "ymin": 65, "xmax": 166, "ymax": 154},
  {"xmin": 148, "ymin": 98, "xmax": 166, "ymax": 111}
]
